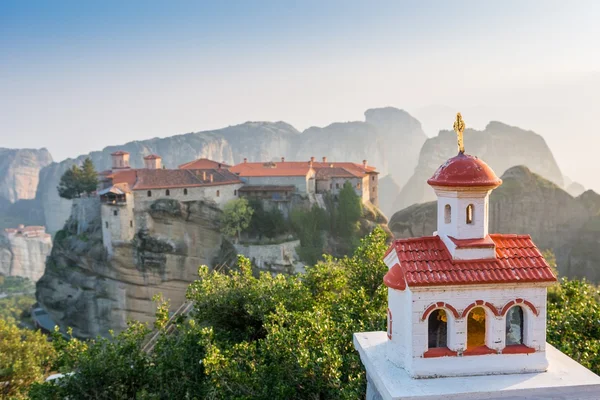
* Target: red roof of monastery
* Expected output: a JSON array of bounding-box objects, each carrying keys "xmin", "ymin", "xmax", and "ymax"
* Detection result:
[
  {"xmin": 178, "ymin": 158, "xmax": 231, "ymax": 170},
  {"xmin": 106, "ymin": 168, "xmax": 241, "ymax": 191},
  {"xmin": 111, "ymin": 150, "xmax": 130, "ymax": 156},
  {"xmin": 144, "ymin": 154, "xmax": 162, "ymax": 160},
  {"xmin": 383, "ymin": 234, "xmax": 556, "ymax": 289},
  {"xmin": 427, "ymin": 153, "xmax": 502, "ymax": 188},
  {"xmin": 230, "ymin": 160, "xmax": 377, "ymax": 178}
]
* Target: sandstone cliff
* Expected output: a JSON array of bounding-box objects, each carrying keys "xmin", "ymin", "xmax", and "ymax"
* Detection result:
[
  {"xmin": 0, "ymin": 231, "xmax": 52, "ymax": 282},
  {"xmin": 393, "ymin": 122, "xmax": 564, "ymax": 212},
  {"xmin": 36, "ymin": 198, "xmax": 225, "ymax": 338},
  {"xmin": 0, "ymin": 148, "xmax": 53, "ymax": 204},
  {"xmin": 296, "ymin": 108, "xmax": 426, "ymax": 189},
  {"xmin": 389, "ymin": 166, "xmax": 600, "ymax": 282}
]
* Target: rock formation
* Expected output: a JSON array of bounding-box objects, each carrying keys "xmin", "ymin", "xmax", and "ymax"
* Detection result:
[
  {"xmin": 393, "ymin": 122, "xmax": 564, "ymax": 213},
  {"xmin": 36, "ymin": 198, "xmax": 225, "ymax": 338},
  {"xmin": 0, "ymin": 148, "xmax": 53, "ymax": 204},
  {"xmin": 37, "ymin": 108, "xmax": 425, "ymax": 233},
  {"xmin": 0, "ymin": 226, "xmax": 52, "ymax": 282},
  {"xmin": 389, "ymin": 166, "xmax": 600, "ymax": 282}
]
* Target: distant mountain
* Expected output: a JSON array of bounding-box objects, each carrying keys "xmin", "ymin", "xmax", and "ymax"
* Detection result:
[
  {"xmin": 0, "ymin": 148, "xmax": 52, "ymax": 203},
  {"xmin": 36, "ymin": 107, "xmax": 426, "ymax": 232},
  {"xmin": 393, "ymin": 122, "xmax": 564, "ymax": 212},
  {"xmin": 389, "ymin": 166, "xmax": 600, "ymax": 283}
]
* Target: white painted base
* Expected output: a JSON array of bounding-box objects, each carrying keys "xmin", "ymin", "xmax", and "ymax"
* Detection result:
[
  {"xmin": 411, "ymin": 351, "xmax": 548, "ymax": 378},
  {"xmin": 354, "ymin": 332, "xmax": 600, "ymax": 400}
]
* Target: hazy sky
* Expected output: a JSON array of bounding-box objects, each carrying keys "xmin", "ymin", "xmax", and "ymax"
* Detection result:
[{"xmin": 1, "ymin": 1, "xmax": 599, "ymax": 190}]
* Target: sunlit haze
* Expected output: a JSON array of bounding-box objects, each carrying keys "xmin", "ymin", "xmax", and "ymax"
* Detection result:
[{"xmin": 1, "ymin": 0, "xmax": 599, "ymax": 190}]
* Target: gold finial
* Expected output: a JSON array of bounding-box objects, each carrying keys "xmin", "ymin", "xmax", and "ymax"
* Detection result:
[{"xmin": 453, "ymin": 112, "xmax": 466, "ymax": 154}]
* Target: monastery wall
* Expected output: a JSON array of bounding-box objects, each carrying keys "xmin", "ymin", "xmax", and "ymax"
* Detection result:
[{"xmin": 133, "ymin": 183, "xmax": 243, "ymax": 211}]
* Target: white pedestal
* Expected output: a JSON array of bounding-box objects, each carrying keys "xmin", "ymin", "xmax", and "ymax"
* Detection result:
[{"xmin": 354, "ymin": 331, "xmax": 600, "ymax": 400}]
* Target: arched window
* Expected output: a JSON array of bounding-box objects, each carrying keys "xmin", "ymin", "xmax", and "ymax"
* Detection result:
[
  {"xmin": 147, "ymin": 190, "xmax": 152, "ymax": 197},
  {"xmin": 183, "ymin": 188, "xmax": 188, "ymax": 195},
  {"xmin": 466, "ymin": 204, "xmax": 474, "ymax": 224},
  {"xmin": 234, "ymin": 189, "xmax": 237, "ymax": 196},
  {"xmin": 216, "ymin": 190, "xmax": 220, "ymax": 197},
  {"xmin": 506, "ymin": 306, "xmax": 524, "ymax": 345},
  {"xmin": 444, "ymin": 204, "xmax": 451, "ymax": 224},
  {"xmin": 105, "ymin": 222, "xmax": 108, "ymax": 228},
  {"xmin": 467, "ymin": 307, "xmax": 486, "ymax": 348},
  {"xmin": 428, "ymin": 309, "xmax": 448, "ymax": 348},
  {"xmin": 113, "ymin": 210, "xmax": 118, "ymax": 216},
  {"xmin": 165, "ymin": 189, "xmax": 170, "ymax": 196}
]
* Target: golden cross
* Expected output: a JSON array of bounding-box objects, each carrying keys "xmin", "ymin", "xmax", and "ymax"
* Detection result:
[{"xmin": 453, "ymin": 112, "xmax": 466, "ymax": 154}]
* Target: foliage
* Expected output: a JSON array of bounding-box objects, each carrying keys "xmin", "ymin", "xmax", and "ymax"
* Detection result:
[
  {"xmin": 547, "ymin": 278, "xmax": 600, "ymax": 374},
  {"xmin": 0, "ymin": 276, "xmax": 34, "ymax": 294},
  {"xmin": 57, "ymin": 158, "xmax": 98, "ymax": 199},
  {"xmin": 0, "ymin": 294, "xmax": 36, "ymax": 323},
  {"xmin": 193, "ymin": 228, "xmax": 388, "ymax": 399},
  {"xmin": 220, "ymin": 198, "xmax": 254, "ymax": 242},
  {"xmin": 334, "ymin": 181, "xmax": 362, "ymax": 240},
  {"xmin": 290, "ymin": 205, "xmax": 329, "ymax": 265},
  {"xmin": 0, "ymin": 319, "xmax": 56, "ymax": 399},
  {"xmin": 18, "ymin": 227, "xmax": 600, "ymax": 398},
  {"xmin": 246, "ymin": 199, "xmax": 288, "ymax": 239}
]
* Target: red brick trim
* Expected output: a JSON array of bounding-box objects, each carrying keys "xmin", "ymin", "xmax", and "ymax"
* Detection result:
[
  {"xmin": 463, "ymin": 345, "xmax": 496, "ymax": 356},
  {"xmin": 461, "ymin": 300, "xmax": 500, "ymax": 318},
  {"xmin": 421, "ymin": 302, "xmax": 460, "ymax": 321},
  {"xmin": 423, "ymin": 347, "xmax": 458, "ymax": 358},
  {"xmin": 501, "ymin": 344, "xmax": 536, "ymax": 355},
  {"xmin": 500, "ymin": 299, "xmax": 539, "ymax": 317}
]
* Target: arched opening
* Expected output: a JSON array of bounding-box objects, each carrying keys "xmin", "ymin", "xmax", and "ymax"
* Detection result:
[
  {"xmin": 113, "ymin": 210, "xmax": 118, "ymax": 216},
  {"xmin": 444, "ymin": 204, "xmax": 451, "ymax": 224},
  {"xmin": 428, "ymin": 309, "xmax": 448, "ymax": 348},
  {"xmin": 183, "ymin": 188, "xmax": 188, "ymax": 195},
  {"xmin": 165, "ymin": 189, "xmax": 170, "ymax": 196},
  {"xmin": 387, "ymin": 308, "xmax": 393, "ymax": 340},
  {"xmin": 234, "ymin": 189, "xmax": 237, "ymax": 196},
  {"xmin": 467, "ymin": 307, "xmax": 486, "ymax": 349},
  {"xmin": 216, "ymin": 190, "xmax": 220, "ymax": 197},
  {"xmin": 466, "ymin": 204, "xmax": 474, "ymax": 224},
  {"xmin": 506, "ymin": 306, "xmax": 524, "ymax": 345},
  {"xmin": 147, "ymin": 190, "xmax": 152, "ymax": 197}
]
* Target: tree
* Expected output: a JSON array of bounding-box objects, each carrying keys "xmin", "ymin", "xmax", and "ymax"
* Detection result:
[
  {"xmin": 335, "ymin": 181, "xmax": 362, "ymax": 240},
  {"xmin": 0, "ymin": 319, "xmax": 56, "ymax": 399},
  {"xmin": 220, "ymin": 198, "xmax": 254, "ymax": 242},
  {"xmin": 57, "ymin": 158, "xmax": 98, "ymax": 199},
  {"xmin": 57, "ymin": 165, "xmax": 82, "ymax": 199},
  {"xmin": 80, "ymin": 158, "xmax": 99, "ymax": 195}
]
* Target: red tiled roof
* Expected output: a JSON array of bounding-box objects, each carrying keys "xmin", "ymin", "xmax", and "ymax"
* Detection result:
[
  {"xmin": 230, "ymin": 160, "xmax": 377, "ymax": 178},
  {"xmin": 448, "ymin": 235, "xmax": 495, "ymax": 249},
  {"xmin": 144, "ymin": 154, "xmax": 162, "ymax": 160},
  {"xmin": 111, "ymin": 150, "xmax": 130, "ymax": 156},
  {"xmin": 427, "ymin": 153, "xmax": 502, "ymax": 188},
  {"xmin": 230, "ymin": 162, "xmax": 313, "ymax": 177},
  {"xmin": 384, "ymin": 234, "xmax": 556, "ymax": 288},
  {"xmin": 178, "ymin": 158, "xmax": 230, "ymax": 169},
  {"xmin": 106, "ymin": 168, "xmax": 241, "ymax": 190}
]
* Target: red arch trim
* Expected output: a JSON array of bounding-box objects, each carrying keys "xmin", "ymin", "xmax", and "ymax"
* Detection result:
[
  {"xmin": 500, "ymin": 299, "xmax": 539, "ymax": 316},
  {"xmin": 421, "ymin": 302, "xmax": 460, "ymax": 321},
  {"xmin": 460, "ymin": 300, "xmax": 500, "ymax": 318}
]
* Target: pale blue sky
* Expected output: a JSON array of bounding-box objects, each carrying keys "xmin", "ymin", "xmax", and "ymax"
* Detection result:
[{"xmin": 1, "ymin": 1, "xmax": 599, "ymax": 189}]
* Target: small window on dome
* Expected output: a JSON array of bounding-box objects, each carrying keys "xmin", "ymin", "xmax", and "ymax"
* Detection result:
[
  {"xmin": 466, "ymin": 204, "xmax": 474, "ymax": 224},
  {"xmin": 444, "ymin": 204, "xmax": 451, "ymax": 224}
]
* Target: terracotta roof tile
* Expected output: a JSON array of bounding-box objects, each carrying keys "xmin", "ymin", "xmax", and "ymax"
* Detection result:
[
  {"xmin": 230, "ymin": 160, "xmax": 378, "ymax": 178},
  {"xmin": 178, "ymin": 158, "xmax": 230, "ymax": 169},
  {"xmin": 106, "ymin": 168, "xmax": 241, "ymax": 190},
  {"xmin": 111, "ymin": 150, "xmax": 129, "ymax": 156},
  {"xmin": 384, "ymin": 234, "xmax": 557, "ymax": 288}
]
